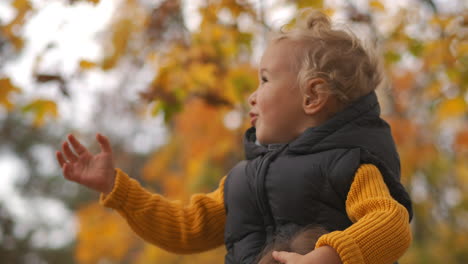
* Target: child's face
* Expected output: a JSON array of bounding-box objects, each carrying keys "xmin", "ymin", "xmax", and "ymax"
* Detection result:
[{"xmin": 248, "ymin": 40, "xmax": 307, "ymax": 145}]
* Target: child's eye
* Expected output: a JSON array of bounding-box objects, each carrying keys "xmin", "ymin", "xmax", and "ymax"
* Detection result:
[{"xmin": 261, "ymin": 76, "xmax": 268, "ymax": 83}]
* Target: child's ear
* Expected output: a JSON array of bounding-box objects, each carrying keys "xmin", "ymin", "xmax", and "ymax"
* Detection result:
[{"xmin": 302, "ymin": 78, "xmax": 330, "ymax": 115}]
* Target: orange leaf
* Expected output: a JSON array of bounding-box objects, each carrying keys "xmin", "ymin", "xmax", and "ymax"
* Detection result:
[
  {"xmin": 385, "ymin": 117, "xmax": 418, "ymax": 146},
  {"xmin": 455, "ymin": 129, "xmax": 468, "ymax": 152},
  {"xmin": 436, "ymin": 97, "xmax": 467, "ymax": 121}
]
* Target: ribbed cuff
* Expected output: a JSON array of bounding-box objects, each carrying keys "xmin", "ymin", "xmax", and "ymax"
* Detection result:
[
  {"xmin": 99, "ymin": 168, "xmax": 131, "ymax": 210},
  {"xmin": 316, "ymin": 231, "xmax": 365, "ymax": 264}
]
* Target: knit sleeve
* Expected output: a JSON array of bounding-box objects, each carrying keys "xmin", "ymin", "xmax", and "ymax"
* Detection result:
[
  {"xmin": 99, "ymin": 168, "xmax": 226, "ymax": 254},
  {"xmin": 315, "ymin": 164, "xmax": 412, "ymax": 264}
]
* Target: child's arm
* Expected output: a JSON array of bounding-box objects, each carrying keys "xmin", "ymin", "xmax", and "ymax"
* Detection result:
[
  {"xmin": 99, "ymin": 169, "xmax": 226, "ymax": 254},
  {"xmin": 314, "ymin": 164, "xmax": 412, "ymax": 264},
  {"xmin": 273, "ymin": 164, "xmax": 411, "ymax": 264},
  {"xmin": 56, "ymin": 134, "xmax": 226, "ymax": 254}
]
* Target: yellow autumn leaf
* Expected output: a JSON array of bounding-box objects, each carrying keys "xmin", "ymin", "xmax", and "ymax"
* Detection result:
[
  {"xmin": 223, "ymin": 65, "xmax": 257, "ymax": 103},
  {"xmin": 102, "ymin": 18, "xmax": 133, "ymax": 70},
  {"xmin": 436, "ymin": 97, "xmax": 467, "ymax": 121},
  {"xmin": 322, "ymin": 8, "xmax": 335, "ymax": 17},
  {"xmin": 456, "ymin": 42, "xmax": 468, "ymax": 56},
  {"xmin": 142, "ymin": 140, "xmax": 180, "ymax": 182},
  {"xmin": 187, "ymin": 158, "xmax": 203, "ymax": 179},
  {"xmin": 3, "ymin": 0, "xmax": 30, "ymax": 51},
  {"xmin": 221, "ymin": 41, "xmax": 238, "ymax": 57},
  {"xmin": 12, "ymin": 0, "xmax": 32, "ymax": 10},
  {"xmin": 10, "ymin": 37, "xmax": 25, "ymax": 50},
  {"xmin": 0, "ymin": 78, "xmax": 21, "ymax": 110},
  {"xmin": 187, "ymin": 62, "xmax": 218, "ymax": 91},
  {"xmin": 297, "ymin": 0, "xmax": 323, "ymax": 9},
  {"xmin": 430, "ymin": 16, "xmax": 452, "ymax": 29},
  {"xmin": 76, "ymin": 203, "xmax": 137, "ymax": 264},
  {"xmin": 134, "ymin": 245, "xmax": 177, "ymax": 264},
  {"xmin": 79, "ymin": 60, "xmax": 97, "ymax": 70},
  {"xmin": 455, "ymin": 159, "xmax": 468, "ymax": 186},
  {"xmin": 425, "ymin": 81, "xmax": 442, "ymax": 100},
  {"xmin": 72, "ymin": 0, "xmax": 100, "ymax": 4},
  {"xmin": 211, "ymin": 25, "xmax": 224, "ymax": 41},
  {"xmin": 370, "ymin": 0, "xmax": 385, "ymax": 11},
  {"xmin": 21, "ymin": 99, "xmax": 59, "ymax": 127}
]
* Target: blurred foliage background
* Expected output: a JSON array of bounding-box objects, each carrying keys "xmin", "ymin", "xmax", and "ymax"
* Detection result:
[{"xmin": 0, "ymin": 0, "xmax": 467, "ymax": 263}]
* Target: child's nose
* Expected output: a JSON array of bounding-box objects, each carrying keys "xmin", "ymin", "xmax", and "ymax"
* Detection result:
[{"xmin": 248, "ymin": 91, "xmax": 257, "ymax": 106}]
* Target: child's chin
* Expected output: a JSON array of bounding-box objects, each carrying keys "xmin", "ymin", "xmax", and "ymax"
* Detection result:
[
  {"xmin": 255, "ymin": 135, "xmax": 268, "ymax": 146},
  {"xmin": 256, "ymin": 129, "xmax": 271, "ymax": 145},
  {"xmin": 255, "ymin": 134, "xmax": 264, "ymax": 145}
]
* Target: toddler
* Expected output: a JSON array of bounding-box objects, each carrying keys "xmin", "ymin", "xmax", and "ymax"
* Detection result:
[{"xmin": 56, "ymin": 10, "xmax": 412, "ymax": 264}]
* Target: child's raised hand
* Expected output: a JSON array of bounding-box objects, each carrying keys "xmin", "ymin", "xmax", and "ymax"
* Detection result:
[{"xmin": 56, "ymin": 133, "xmax": 115, "ymax": 194}]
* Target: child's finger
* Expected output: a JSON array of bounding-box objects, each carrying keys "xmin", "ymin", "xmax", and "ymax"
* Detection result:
[
  {"xmin": 68, "ymin": 134, "xmax": 87, "ymax": 155},
  {"xmin": 62, "ymin": 142, "xmax": 78, "ymax": 162},
  {"xmin": 96, "ymin": 133, "xmax": 112, "ymax": 154},
  {"xmin": 56, "ymin": 151, "xmax": 67, "ymax": 168}
]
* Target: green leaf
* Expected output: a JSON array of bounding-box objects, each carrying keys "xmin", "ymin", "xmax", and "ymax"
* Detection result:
[
  {"xmin": 384, "ymin": 50, "xmax": 401, "ymax": 64},
  {"xmin": 408, "ymin": 39, "xmax": 424, "ymax": 57}
]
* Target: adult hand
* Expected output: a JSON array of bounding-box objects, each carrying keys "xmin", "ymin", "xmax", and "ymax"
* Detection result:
[
  {"xmin": 56, "ymin": 133, "xmax": 115, "ymax": 194},
  {"xmin": 272, "ymin": 246, "xmax": 342, "ymax": 264},
  {"xmin": 272, "ymin": 251, "xmax": 305, "ymax": 264}
]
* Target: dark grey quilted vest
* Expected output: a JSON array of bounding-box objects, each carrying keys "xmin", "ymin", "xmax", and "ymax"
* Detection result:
[{"xmin": 223, "ymin": 91, "xmax": 412, "ymax": 264}]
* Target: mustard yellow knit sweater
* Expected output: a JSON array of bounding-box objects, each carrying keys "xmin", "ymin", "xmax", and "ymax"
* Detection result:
[{"xmin": 100, "ymin": 164, "xmax": 411, "ymax": 264}]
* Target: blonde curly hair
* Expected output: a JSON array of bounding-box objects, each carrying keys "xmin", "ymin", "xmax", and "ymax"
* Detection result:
[{"xmin": 271, "ymin": 9, "xmax": 383, "ymax": 105}]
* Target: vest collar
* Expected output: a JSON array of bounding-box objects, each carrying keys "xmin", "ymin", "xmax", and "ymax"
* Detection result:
[
  {"xmin": 288, "ymin": 91, "xmax": 380, "ymax": 154},
  {"xmin": 243, "ymin": 127, "xmax": 268, "ymax": 160}
]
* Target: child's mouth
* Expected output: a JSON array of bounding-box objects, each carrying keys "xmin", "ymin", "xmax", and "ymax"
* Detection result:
[
  {"xmin": 250, "ymin": 117, "xmax": 257, "ymax": 127},
  {"xmin": 249, "ymin": 113, "xmax": 258, "ymax": 127}
]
